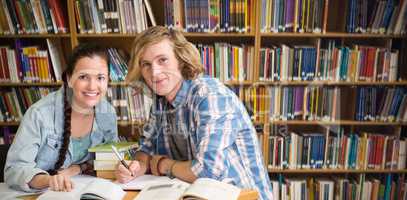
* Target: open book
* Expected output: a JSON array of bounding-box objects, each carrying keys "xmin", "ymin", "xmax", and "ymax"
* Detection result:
[
  {"xmin": 134, "ymin": 178, "xmax": 241, "ymax": 200},
  {"xmin": 37, "ymin": 176, "xmax": 125, "ymax": 200}
]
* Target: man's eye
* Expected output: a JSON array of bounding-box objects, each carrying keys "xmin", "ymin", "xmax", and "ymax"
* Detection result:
[
  {"xmin": 159, "ymin": 58, "xmax": 168, "ymax": 63},
  {"xmin": 98, "ymin": 76, "xmax": 106, "ymax": 81},
  {"xmin": 141, "ymin": 63, "xmax": 151, "ymax": 68}
]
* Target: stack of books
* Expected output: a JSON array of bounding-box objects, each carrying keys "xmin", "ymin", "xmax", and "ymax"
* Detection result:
[{"xmin": 88, "ymin": 141, "xmax": 138, "ymax": 179}]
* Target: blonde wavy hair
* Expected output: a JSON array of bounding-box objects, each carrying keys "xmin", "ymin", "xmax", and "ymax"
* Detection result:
[{"xmin": 126, "ymin": 26, "xmax": 204, "ymax": 82}]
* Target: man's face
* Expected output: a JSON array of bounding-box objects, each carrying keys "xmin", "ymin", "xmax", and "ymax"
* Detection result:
[{"xmin": 140, "ymin": 39, "xmax": 183, "ymax": 102}]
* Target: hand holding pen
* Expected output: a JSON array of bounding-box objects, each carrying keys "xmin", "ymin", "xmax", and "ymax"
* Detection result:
[{"xmin": 111, "ymin": 145, "xmax": 134, "ymax": 177}]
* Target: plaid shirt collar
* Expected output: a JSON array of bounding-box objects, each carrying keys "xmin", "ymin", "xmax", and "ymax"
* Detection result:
[{"xmin": 169, "ymin": 79, "xmax": 191, "ymax": 108}]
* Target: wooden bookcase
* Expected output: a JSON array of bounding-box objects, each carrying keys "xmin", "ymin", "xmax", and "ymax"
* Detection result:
[{"xmin": 0, "ymin": 0, "xmax": 406, "ymax": 192}]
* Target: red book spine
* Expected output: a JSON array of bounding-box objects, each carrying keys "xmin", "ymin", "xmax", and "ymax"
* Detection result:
[
  {"xmin": 1, "ymin": 48, "xmax": 11, "ymax": 81},
  {"xmin": 47, "ymin": 0, "xmax": 67, "ymax": 33},
  {"xmin": 0, "ymin": 48, "xmax": 5, "ymax": 81}
]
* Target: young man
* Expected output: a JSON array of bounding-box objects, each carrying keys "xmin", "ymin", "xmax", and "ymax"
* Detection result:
[{"xmin": 116, "ymin": 26, "xmax": 273, "ymax": 200}]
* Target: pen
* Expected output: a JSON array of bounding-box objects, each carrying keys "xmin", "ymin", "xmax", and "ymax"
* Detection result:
[{"xmin": 111, "ymin": 145, "xmax": 134, "ymax": 176}]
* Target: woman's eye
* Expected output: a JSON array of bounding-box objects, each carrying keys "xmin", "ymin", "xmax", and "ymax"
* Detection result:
[{"xmin": 78, "ymin": 75, "xmax": 88, "ymax": 80}]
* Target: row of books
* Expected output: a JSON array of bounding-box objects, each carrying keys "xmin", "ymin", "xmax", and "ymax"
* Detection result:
[
  {"xmin": 268, "ymin": 131, "xmax": 407, "ymax": 170},
  {"xmin": 231, "ymin": 85, "xmax": 406, "ymax": 123},
  {"xmin": 106, "ymin": 86, "xmax": 151, "ymax": 122},
  {"xmin": 346, "ymin": 0, "xmax": 407, "ymax": 35},
  {"xmin": 165, "ymin": 0, "xmax": 254, "ymax": 33},
  {"xmin": 259, "ymin": 42, "xmax": 399, "ymax": 82},
  {"xmin": 260, "ymin": 0, "xmax": 325, "ymax": 33},
  {"xmin": 74, "ymin": 0, "xmax": 156, "ymax": 34},
  {"xmin": 108, "ymin": 48, "xmax": 129, "ymax": 82},
  {"xmin": 0, "ymin": 39, "xmax": 65, "ymax": 83},
  {"xmin": 0, "ymin": 85, "xmax": 152, "ymax": 123},
  {"xmin": 270, "ymin": 175, "xmax": 407, "ymax": 200},
  {"xmin": 0, "ymin": 0, "xmax": 68, "ymax": 35},
  {"xmin": 0, "ymin": 39, "xmax": 132, "ymax": 83},
  {"xmin": 0, "ymin": 87, "xmax": 55, "ymax": 122},
  {"xmin": 197, "ymin": 43, "xmax": 255, "ymax": 82},
  {"xmin": 356, "ymin": 87, "xmax": 407, "ymax": 122}
]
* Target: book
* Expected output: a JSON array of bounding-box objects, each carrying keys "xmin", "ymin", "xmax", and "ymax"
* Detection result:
[
  {"xmin": 88, "ymin": 141, "xmax": 138, "ymax": 153},
  {"xmin": 37, "ymin": 176, "xmax": 126, "ymax": 200},
  {"xmin": 134, "ymin": 177, "xmax": 241, "ymax": 200}
]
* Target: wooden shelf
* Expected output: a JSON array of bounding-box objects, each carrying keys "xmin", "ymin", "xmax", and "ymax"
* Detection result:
[
  {"xmin": 268, "ymin": 168, "xmax": 407, "ymax": 174},
  {"xmin": 269, "ymin": 120, "xmax": 406, "ymax": 126},
  {"xmin": 117, "ymin": 121, "xmax": 144, "ymax": 126},
  {"xmin": 0, "ymin": 122, "xmax": 19, "ymax": 126},
  {"xmin": 255, "ymin": 81, "xmax": 407, "ymax": 86},
  {"xmin": 1, "ymin": 81, "xmax": 406, "ymax": 87},
  {"xmin": 0, "ymin": 82, "xmax": 63, "ymax": 87},
  {"xmin": 0, "ymin": 82, "xmax": 133, "ymax": 87},
  {"xmin": 260, "ymin": 32, "xmax": 407, "ymax": 38},
  {"xmin": 0, "ymin": 34, "xmax": 71, "ymax": 38},
  {"xmin": 1, "ymin": 120, "xmax": 145, "ymax": 127},
  {"xmin": 183, "ymin": 32, "xmax": 256, "ymax": 37},
  {"xmin": 223, "ymin": 80, "xmax": 254, "ymax": 86},
  {"xmin": 77, "ymin": 33, "xmax": 139, "ymax": 38}
]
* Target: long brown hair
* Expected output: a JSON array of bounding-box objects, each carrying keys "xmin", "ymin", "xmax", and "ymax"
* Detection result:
[
  {"xmin": 126, "ymin": 26, "xmax": 204, "ymax": 82},
  {"xmin": 48, "ymin": 43, "xmax": 108, "ymax": 175}
]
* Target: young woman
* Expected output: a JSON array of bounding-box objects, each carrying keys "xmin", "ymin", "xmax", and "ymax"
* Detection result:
[{"xmin": 4, "ymin": 43, "xmax": 118, "ymax": 192}]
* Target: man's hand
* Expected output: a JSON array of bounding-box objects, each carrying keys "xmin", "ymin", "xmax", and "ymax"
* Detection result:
[{"xmin": 115, "ymin": 160, "xmax": 142, "ymax": 183}]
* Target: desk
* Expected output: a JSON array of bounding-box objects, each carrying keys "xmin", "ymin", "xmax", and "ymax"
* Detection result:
[
  {"xmin": 22, "ymin": 189, "xmax": 258, "ymax": 200},
  {"xmin": 123, "ymin": 189, "xmax": 258, "ymax": 200}
]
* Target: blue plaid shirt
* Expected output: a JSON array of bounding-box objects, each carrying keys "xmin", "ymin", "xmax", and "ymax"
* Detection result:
[{"xmin": 138, "ymin": 77, "xmax": 273, "ymax": 200}]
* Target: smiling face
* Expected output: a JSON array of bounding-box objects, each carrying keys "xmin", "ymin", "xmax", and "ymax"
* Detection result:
[
  {"xmin": 69, "ymin": 56, "xmax": 109, "ymax": 109},
  {"xmin": 140, "ymin": 39, "xmax": 183, "ymax": 102}
]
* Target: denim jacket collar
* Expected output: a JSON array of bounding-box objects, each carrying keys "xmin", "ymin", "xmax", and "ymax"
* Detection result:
[{"xmin": 52, "ymin": 87, "xmax": 115, "ymax": 164}]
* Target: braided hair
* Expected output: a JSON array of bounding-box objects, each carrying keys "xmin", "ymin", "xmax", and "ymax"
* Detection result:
[{"xmin": 48, "ymin": 43, "xmax": 109, "ymax": 175}]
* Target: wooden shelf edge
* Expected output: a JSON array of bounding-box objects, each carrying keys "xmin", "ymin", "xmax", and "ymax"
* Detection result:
[
  {"xmin": 0, "ymin": 82, "xmax": 63, "ymax": 87},
  {"xmin": 1, "ymin": 120, "xmax": 404, "ymax": 127},
  {"xmin": 260, "ymin": 32, "xmax": 406, "ymax": 38},
  {"xmin": 117, "ymin": 121, "xmax": 145, "ymax": 126},
  {"xmin": 268, "ymin": 120, "xmax": 406, "ymax": 126},
  {"xmin": 0, "ymin": 82, "xmax": 130, "ymax": 87},
  {"xmin": 0, "ymin": 122, "xmax": 19, "ymax": 126},
  {"xmin": 77, "ymin": 34, "xmax": 139, "ymax": 38},
  {"xmin": 1, "ymin": 81, "xmax": 406, "ymax": 87},
  {"xmin": 183, "ymin": 32, "xmax": 256, "ymax": 37},
  {"xmin": 255, "ymin": 81, "xmax": 407, "ymax": 86},
  {"xmin": 267, "ymin": 168, "xmax": 407, "ymax": 173},
  {"xmin": 0, "ymin": 34, "xmax": 71, "ymax": 38}
]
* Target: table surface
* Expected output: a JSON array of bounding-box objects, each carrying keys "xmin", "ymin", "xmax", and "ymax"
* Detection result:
[{"xmin": 22, "ymin": 189, "xmax": 258, "ymax": 200}]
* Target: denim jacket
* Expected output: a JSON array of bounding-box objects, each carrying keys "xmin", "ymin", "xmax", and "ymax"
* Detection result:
[{"xmin": 4, "ymin": 88, "xmax": 118, "ymax": 192}]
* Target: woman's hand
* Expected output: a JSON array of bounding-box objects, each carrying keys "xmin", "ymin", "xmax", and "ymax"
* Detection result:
[
  {"xmin": 48, "ymin": 165, "xmax": 80, "ymax": 191},
  {"xmin": 48, "ymin": 173, "xmax": 73, "ymax": 191},
  {"xmin": 115, "ymin": 161, "xmax": 142, "ymax": 183},
  {"xmin": 28, "ymin": 165, "xmax": 80, "ymax": 191}
]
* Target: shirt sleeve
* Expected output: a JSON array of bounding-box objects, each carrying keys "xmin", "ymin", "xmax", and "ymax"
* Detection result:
[
  {"xmin": 190, "ymin": 93, "xmax": 242, "ymax": 179},
  {"xmin": 4, "ymin": 107, "xmax": 48, "ymax": 192}
]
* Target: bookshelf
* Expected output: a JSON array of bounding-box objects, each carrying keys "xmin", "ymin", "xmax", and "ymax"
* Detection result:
[{"xmin": 0, "ymin": 0, "xmax": 406, "ymax": 198}]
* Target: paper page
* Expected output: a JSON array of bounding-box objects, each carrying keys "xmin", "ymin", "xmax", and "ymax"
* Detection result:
[
  {"xmin": 81, "ymin": 179, "xmax": 126, "ymax": 200},
  {"xmin": 133, "ymin": 181, "xmax": 190, "ymax": 200},
  {"xmin": 38, "ymin": 175, "xmax": 125, "ymax": 200},
  {"xmin": 119, "ymin": 175, "xmax": 175, "ymax": 190},
  {"xmin": 182, "ymin": 178, "xmax": 241, "ymax": 200},
  {"xmin": 0, "ymin": 183, "xmax": 43, "ymax": 200}
]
